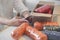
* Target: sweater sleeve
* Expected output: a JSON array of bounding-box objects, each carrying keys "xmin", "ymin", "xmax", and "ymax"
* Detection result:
[{"xmin": 14, "ymin": 0, "xmax": 29, "ymax": 15}]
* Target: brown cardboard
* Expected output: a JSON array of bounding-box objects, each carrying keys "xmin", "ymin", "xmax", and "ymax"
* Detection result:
[
  {"xmin": 53, "ymin": 5, "xmax": 60, "ymax": 15},
  {"xmin": 53, "ymin": 15, "xmax": 60, "ymax": 26},
  {"xmin": 57, "ymin": 16, "xmax": 60, "ymax": 26},
  {"xmin": 38, "ymin": 1, "xmax": 54, "ymax": 5},
  {"xmin": 31, "ymin": 12, "xmax": 52, "ymax": 17},
  {"xmin": 52, "ymin": 5, "xmax": 60, "ymax": 25}
]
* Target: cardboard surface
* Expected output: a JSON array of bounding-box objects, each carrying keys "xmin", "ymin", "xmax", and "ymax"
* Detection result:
[
  {"xmin": 57, "ymin": 16, "xmax": 60, "ymax": 26},
  {"xmin": 31, "ymin": 12, "xmax": 52, "ymax": 17},
  {"xmin": 38, "ymin": 1, "xmax": 54, "ymax": 5},
  {"xmin": 53, "ymin": 5, "xmax": 60, "ymax": 14},
  {"xmin": 52, "ymin": 5, "xmax": 60, "ymax": 25}
]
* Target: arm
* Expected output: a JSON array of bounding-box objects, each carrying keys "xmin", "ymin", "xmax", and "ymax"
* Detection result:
[
  {"xmin": 14, "ymin": 0, "xmax": 30, "ymax": 18},
  {"xmin": 0, "ymin": 17, "xmax": 28, "ymax": 26},
  {"xmin": 0, "ymin": 17, "xmax": 10, "ymax": 25}
]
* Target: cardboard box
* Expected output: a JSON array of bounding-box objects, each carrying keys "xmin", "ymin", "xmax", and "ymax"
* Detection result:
[
  {"xmin": 31, "ymin": 1, "xmax": 55, "ymax": 22},
  {"xmin": 31, "ymin": 1, "xmax": 60, "ymax": 24}
]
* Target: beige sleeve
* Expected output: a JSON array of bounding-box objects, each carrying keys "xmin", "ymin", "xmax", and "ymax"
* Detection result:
[{"xmin": 14, "ymin": 0, "xmax": 29, "ymax": 14}]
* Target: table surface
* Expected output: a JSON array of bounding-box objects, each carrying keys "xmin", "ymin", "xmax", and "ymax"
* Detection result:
[{"xmin": 0, "ymin": 27, "xmax": 32, "ymax": 40}]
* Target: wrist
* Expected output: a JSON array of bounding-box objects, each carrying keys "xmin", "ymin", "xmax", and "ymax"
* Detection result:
[{"xmin": 0, "ymin": 19, "xmax": 10, "ymax": 25}]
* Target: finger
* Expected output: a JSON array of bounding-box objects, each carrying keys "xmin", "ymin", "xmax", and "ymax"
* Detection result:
[
  {"xmin": 13, "ymin": 16, "xmax": 20, "ymax": 19},
  {"xmin": 13, "ymin": 16, "xmax": 21, "ymax": 19},
  {"xmin": 18, "ymin": 19, "xmax": 28, "ymax": 22}
]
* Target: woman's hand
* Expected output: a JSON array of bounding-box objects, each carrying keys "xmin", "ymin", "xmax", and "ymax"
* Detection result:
[{"xmin": 7, "ymin": 17, "xmax": 28, "ymax": 26}]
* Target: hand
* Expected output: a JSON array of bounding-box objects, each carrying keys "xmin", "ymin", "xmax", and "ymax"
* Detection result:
[
  {"xmin": 7, "ymin": 17, "xmax": 28, "ymax": 26},
  {"xmin": 22, "ymin": 11, "xmax": 30, "ymax": 18}
]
